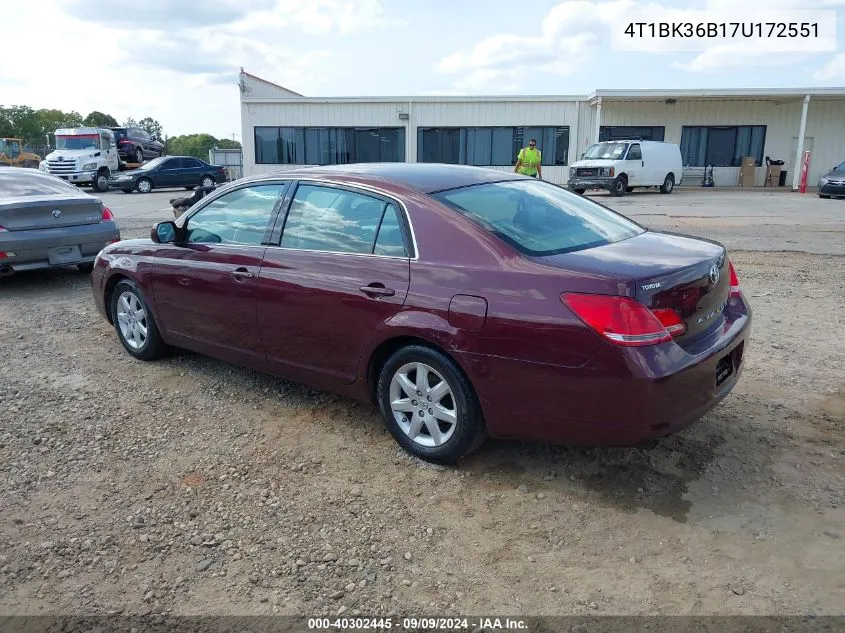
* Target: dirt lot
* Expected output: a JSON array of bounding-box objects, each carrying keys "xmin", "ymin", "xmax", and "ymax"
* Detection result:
[{"xmin": 1, "ymin": 188, "xmax": 843, "ymax": 618}]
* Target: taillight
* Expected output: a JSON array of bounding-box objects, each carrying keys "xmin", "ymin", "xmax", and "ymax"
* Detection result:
[
  {"xmin": 651, "ymin": 308, "xmax": 687, "ymax": 337},
  {"xmin": 728, "ymin": 260, "xmax": 741, "ymax": 297},
  {"xmin": 562, "ymin": 293, "xmax": 673, "ymax": 347},
  {"xmin": 0, "ymin": 225, "xmax": 7, "ymax": 232},
  {"xmin": 101, "ymin": 207, "xmax": 114, "ymax": 221}
]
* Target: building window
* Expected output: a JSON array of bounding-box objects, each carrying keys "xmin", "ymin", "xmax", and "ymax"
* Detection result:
[
  {"xmin": 254, "ymin": 126, "xmax": 406, "ymax": 165},
  {"xmin": 599, "ymin": 126, "xmax": 665, "ymax": 142},
  {"xmin": 680, "ymin": 125, "xmax": 767, "ymax": 167},
  {"xmin": 417, "ymin": 126, "xmax": 570, "ymax": 167}
]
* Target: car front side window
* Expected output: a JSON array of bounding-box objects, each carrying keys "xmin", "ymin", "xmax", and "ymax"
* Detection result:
[
  {"xmin": 186, "ymin": 184, "xmax": 286, "ymax": 246},
  {"xmin": 280, "ymin": 184, "xmax": 391, "ymax": 255}
]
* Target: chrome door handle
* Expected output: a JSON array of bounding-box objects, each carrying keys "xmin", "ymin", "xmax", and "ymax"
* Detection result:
[
  {"xmin": 359, "ymin": 284, "xmax": 395, "ymax": 297},
  {"xmin": 231, "ymin": 268, "xmax": 255, "ymax": 281}
]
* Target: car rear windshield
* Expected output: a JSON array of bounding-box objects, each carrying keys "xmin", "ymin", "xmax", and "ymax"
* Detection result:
[
  {"xmin": 431, "ymin": 179, "xmax": 644, "ymax": 256},
  {"xmin": 0, "ymin": 171, "xmax": 80, "ymax": 197}
]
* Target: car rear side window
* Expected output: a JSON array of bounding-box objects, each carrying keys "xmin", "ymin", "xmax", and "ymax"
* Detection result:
[
  {"xmin": 374, "ymin": 203, "xmax": 408, "ymax": 257},
  {"xmin": 0, "ymin": 171, "xmax": 80, "ymax": 197},
  {"xmin": 431, "ymin": 180, "xmax": 644, "ymax": 256},
  {"xmin": 186, "ymin": 184, "xmax": 286, "ymax": 246},
  {"xmin": 280, "ymin": 184, "xmax": 394, "ymax": 255}
]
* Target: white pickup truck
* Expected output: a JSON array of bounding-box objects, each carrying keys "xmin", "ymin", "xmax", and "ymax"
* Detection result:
[{"xmin": 40, "ymin": 127, "xmax": 120, "ymax": 192}]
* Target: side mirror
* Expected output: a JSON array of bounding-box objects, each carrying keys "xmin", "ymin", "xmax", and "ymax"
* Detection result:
[{"xmin": 151, "ymin": 221, "xmax": 177, "ymax": 244}]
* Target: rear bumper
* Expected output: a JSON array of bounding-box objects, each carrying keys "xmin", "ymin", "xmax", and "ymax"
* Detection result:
[
  {"xmin": 46, "ymin": 170, "xmax": 96, "ymax": 184},
  {"xmin": 460, "ymin": 295, "xmax": 752, "ymax": 446},
  {"xmin": 0, "ymin": 223, "xmax": 120, "ymax": 273}
]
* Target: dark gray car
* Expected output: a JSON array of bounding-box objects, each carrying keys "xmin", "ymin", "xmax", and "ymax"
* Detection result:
[
  {"xmin": 0, "ymin": 168, "xmax": 120, "ymax": 276},
  {"xmin": 818, "ymin": 160, "xmax": 845, "ymax": 198}
]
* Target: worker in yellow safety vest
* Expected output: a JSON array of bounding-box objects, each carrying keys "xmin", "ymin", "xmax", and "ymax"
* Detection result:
[{"xmin": 514, "ymin": 138, "xmax": 542, "ymax": 179}]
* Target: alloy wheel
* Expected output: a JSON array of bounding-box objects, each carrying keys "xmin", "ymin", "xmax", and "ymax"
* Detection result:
[
  {"xmin": 116, "ymin": 290, "xmax": 148, "ymax": 350},
  {"xmin": 389, "ymin": 362, "xmax": 458, "ymax": 447}
]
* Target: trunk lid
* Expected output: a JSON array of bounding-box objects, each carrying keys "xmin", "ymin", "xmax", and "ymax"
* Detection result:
[
  {"xmin": 0, "ymin": 194, "xmax": 104, "ymax": 231},
  {"xmin": 534, "ymin": 231, "xmax": 731, "ymax": 346}
]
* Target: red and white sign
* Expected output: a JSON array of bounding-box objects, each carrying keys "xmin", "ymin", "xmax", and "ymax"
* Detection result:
[{"xmin": 799, "ymin": 150, "xmax": 812, "ymax": 193}]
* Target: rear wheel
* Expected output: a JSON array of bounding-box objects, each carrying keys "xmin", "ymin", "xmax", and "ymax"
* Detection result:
[
  {"xmin": 376, "ymin": 344, "xmax": 486, "ymax": 464},
  {"xmin": 610, "ymin": 175, "xmax": 627, "ymax": 197},
  {"xmin": 201, "ymin": 176, "xmax": 215, "ymax": 188},
  {"xmin": 136, "ymin": 178, "xmax": 153, "ymax": 193},
  {"xmin": 571, "ymin": 188, "xmax": 586, "ymax": 195},
  {"xmin": 134, "ymin": 147, "xmax": 144, "ymax": 164},
  {"xmin": 110, "ymin": 279, "xmax": 167, "ymax": 361},
  {"xmin": 659, "ymin": 173, "xmax": 675, "ymax": 194}
]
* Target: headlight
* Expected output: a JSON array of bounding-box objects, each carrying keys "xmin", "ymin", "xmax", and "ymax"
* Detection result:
[
  {"xmin": 819, "ymin": 177, "xmax": 829, "ymax": 184},
  {"xmin": 39, "ymin": 161, "xmax": 47, "ymax": 172},
  {"xmin": 569, "ymin": 168, "xmax": 575, "ymax": 177},
  {"xmin": 82, "ymin": 162, "xmax": 97, "ymax": 171}
]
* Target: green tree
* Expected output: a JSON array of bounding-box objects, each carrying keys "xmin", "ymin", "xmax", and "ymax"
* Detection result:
[
  {"xmin": 216, "ymin": 138, "xmax": 242, "ymax": 150},
  {"xmin": 138, "ymin": 117, "xmax": 163, "ymax": 140},
  {"xmin": 123, "ymin": 117, "xmax": 138, "ymax": 128},
  {"xmin": 165, "ymin": 133, "xmax": 219, "ymax": 160},
  {"xmin": 84, "ymin": 111, "xmax": 119, "ymax": 127}
]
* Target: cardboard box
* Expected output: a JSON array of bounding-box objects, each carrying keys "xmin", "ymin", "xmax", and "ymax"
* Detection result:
[
  {"xmin": 766, "ymin": 164, "xmax": 782, "ymax": 186},
  {"xmin": 738, "ymin": 166, "xmax": 756, "ymax": 187},
  {"xmin": 740, "ymin": 156, "xmax": 756, "ymax": 167}
]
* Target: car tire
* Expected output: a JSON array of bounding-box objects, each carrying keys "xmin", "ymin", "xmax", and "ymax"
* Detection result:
[
  {"xmin": 376, "ymin": 344, "xmax": 487, "ymax": 464},
  {"xmin": 201, "ymin": 176, "xmax": 215, "ymax": 188},
  {"xmin": 91, "ymin": 169, "xmax": 110, "ymax": 193},
  {"xmin": 819, "ymin": 193, "xmax": 831, "ymax": 199},
  {"xmin": 610, "ymin": 176, "xmax": 627, "ymax": 197},
  {"xmin": 134, "ymin": 148, "xmax": 144, "ymax": 164},
  {"xmin": 136, "ymin": 178, "xmax": 153, "ymax": 194},
  {"xmin": 659, "ymin": 174, "xmax": 675, "ymax": 194},
  {"xmin": 110, "ymin": 279, "xmax": 167, "ymax": 361},
  {"xmin": 572, "ymin": 188, "xmax": 586, "ymax": 195}
]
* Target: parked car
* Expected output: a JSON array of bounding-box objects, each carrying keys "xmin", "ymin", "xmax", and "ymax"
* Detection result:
[
  {"xmin": 818, "ymin": 160, "xmax": 845, "ymax": 198},
  {"xmin": 0, "ymin": 168, "xmax": 120, "ymax": 276},
  {"xmin": 90, "ymin": 163, "xmax": 751, "ymax": 463},
  {"xmin": 110, "ymin": 127, "xmax": 165, "ymax": 164},
  {"xmin": 568, "ymin": 140, "xmax": 683, "ymax": 196},
  {"xmin": 109, "ymin": 156, "xmax": 227, "ymax": 193}
]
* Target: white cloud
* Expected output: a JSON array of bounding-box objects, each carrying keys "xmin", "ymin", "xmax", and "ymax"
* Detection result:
[
  {"xmin": 814, "ymin": 54, "xmax": 845, "ymax": 80},
  {"xmin": 435, "ymin": 0, "xmax": 843, "ymax": 91}
]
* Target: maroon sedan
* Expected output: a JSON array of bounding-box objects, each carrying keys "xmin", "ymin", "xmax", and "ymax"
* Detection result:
[{"xmin": 91, "ymin": 163, "xmax": 751, "ymax": 463}]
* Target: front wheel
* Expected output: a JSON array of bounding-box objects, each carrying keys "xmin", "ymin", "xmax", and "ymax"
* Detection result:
[
  {"xmin": 110, "ymin": 279, "xmax": 167, "ymax": 361},
  {"xmin": 659, "ymin": 174, "xmax": 675, "ymax": 194},
  {"xmin": 376, "ymin": 345, "xmax": 486, "ymax": 464},
  {"xmin": 610, "ymin": 176, "xmax": 627, "ymax": 197},
  {"xmin": 91, "ymin": 170, "xmax": 110, "ymax": 193},
  {"xmin": 136, "ymin": 178, "xmax": 153, "ymax": 193}
]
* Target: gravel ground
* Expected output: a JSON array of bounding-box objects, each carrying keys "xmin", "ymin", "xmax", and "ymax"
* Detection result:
[{"xmin": 1, "ymin": 190, "xmax": 843, "ymax": 618}]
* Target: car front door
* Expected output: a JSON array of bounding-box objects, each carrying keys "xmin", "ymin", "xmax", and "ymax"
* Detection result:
[
  {"xmin": 257, "ymin": 181, "xmax": 412, "ymax": 385},
  {"xmin": 626, "ymin": 143, "xmax": 642, "ymax": 185},
  {"xmin": 150, "ymin": 181, "xmax": 289, "ymax": 367},
  {"xmin": 155, "ymin": 157, "xmax": 182, "ymax": 188}
]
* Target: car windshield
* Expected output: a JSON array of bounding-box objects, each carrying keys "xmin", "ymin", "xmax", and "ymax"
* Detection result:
[
  {"xmin": 112, "ymin": 128, "xmax": 128, "ymax": 140},
  {"xmin": 139, "ymin": 157, "xmax": 167, "ymax": 170},
  {"xmin": 431, "ymin": 179, "xmax": 645, "ymax": 256},
  {"xmin": 55, "ymin": 134, "xmax": 101, "ymax": 150},
  {"xmin": 582, "ymin": 142, "xmax": 628, "ymax": 160}
]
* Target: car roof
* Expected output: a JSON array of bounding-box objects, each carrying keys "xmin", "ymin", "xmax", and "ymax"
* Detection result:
[{"xmin": 249, "ymin": 162, "xmax": 528, "ymax": 194}]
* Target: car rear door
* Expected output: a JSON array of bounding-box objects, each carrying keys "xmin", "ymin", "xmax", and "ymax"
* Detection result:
[
  {"xmin": 257, "ymin": 181, "xmax": 412, "ymax": 384},
  {"xmin": 180, "ymin": 157, "xmax": 205, "ymax": 187},
  {"xmin": 150, "ymin": 181, "xmax": 289, "ymax": 367}
]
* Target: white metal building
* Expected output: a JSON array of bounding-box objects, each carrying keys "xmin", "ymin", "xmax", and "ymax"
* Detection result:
[{"xmin": 239, "ymin": 70, "xmax": 845, "ymax": 190}]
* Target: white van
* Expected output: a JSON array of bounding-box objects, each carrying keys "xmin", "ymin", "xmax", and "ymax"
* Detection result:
[{"xmin": 567, "ymin": 139, "xmax": 683, "ymax": 197}]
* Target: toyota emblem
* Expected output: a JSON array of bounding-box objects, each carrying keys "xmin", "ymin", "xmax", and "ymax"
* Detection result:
[
  {"xmin": 52, "ymin": 209, "xmax": 62, "ymax": 219},
  {"xmin": 709, "ymin": 263, "xmax": 720, "ymax": 284}
]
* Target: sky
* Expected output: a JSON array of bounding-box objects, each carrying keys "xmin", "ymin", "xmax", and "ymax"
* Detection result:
[{"xmin": 2, "ymin": 0, "xmax": 843, "ymax": 140}]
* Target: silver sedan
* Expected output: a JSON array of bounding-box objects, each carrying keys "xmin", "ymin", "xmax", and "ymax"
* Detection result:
[{"xmin": 0, "ymin": 168, "xmax": 120, "ymax": 277}]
